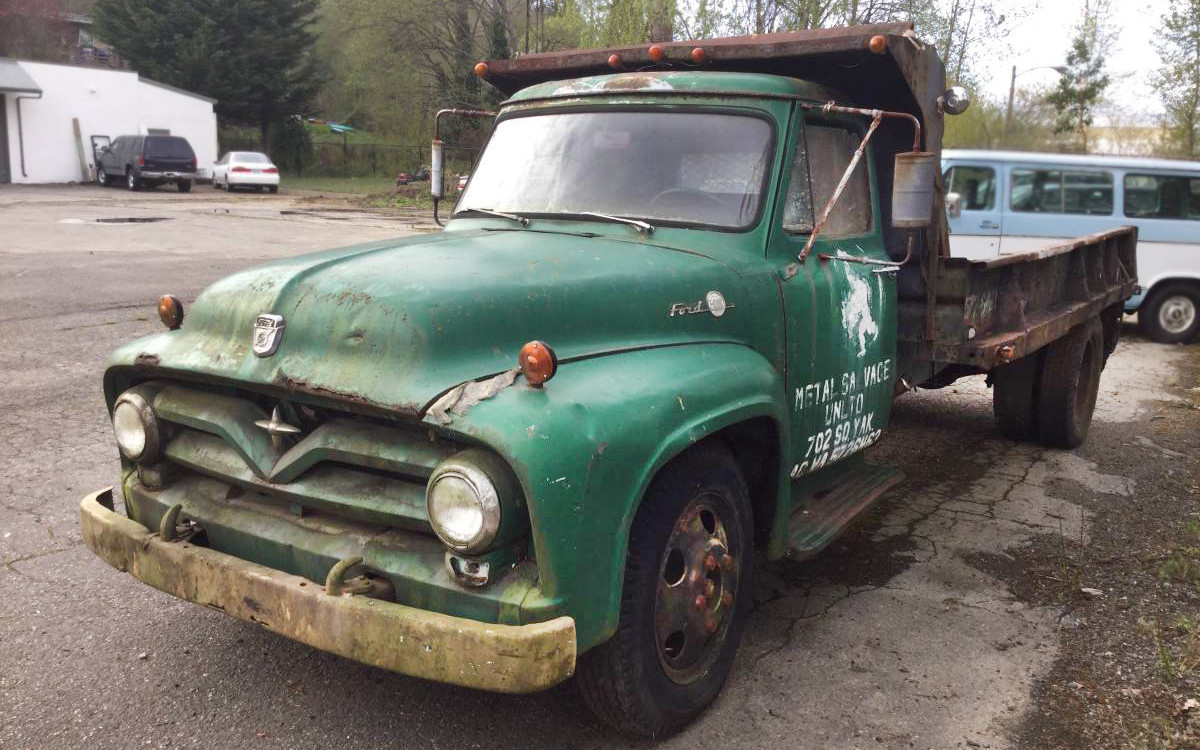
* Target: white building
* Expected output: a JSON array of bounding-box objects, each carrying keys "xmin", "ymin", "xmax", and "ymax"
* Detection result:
[{"xmin": 0, "ymin": 58, "xmax": 217, "ymax": 184}]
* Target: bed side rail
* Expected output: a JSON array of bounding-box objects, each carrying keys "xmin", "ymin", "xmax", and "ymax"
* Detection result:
[{"xmin": 899, "ymin": 226, "xmax": 1138, "ymax": 371}]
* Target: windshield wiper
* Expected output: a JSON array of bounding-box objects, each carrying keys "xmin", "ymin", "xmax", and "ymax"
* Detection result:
[
  {"xmin": 457, "ymin": 207, "xmax": 530, "ymax": 227},
  {"xmin": 579, "ymin": 212, "xmax": 654, "ymax": 234}
]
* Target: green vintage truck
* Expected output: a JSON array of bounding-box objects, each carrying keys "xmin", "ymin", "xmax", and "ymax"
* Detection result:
[{"xmin": 82, "ymin": 24, "xmax": 1136, "ymax": 738}]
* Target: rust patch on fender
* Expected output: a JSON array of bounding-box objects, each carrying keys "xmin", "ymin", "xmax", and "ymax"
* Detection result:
[
  {"xmin": 135, "ymin": 352, "xmax": 161, "ymax": 367},
  {"xmin": 428, "ymin": 368, "xmax": 520, "ymax": 425}
]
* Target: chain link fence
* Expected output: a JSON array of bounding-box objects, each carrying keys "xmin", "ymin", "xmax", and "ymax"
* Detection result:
[{"xmin": 218, "ymin": 139, "xmax": 481, "ymax": 181}]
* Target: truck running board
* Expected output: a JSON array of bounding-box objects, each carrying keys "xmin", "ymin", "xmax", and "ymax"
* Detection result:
[{"xmin": 787, "ymin": 464, "xmax": 905, "ymax": 560}]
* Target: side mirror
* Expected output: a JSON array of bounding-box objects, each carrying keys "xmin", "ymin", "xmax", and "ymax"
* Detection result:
[
  {"xmin": 941, "ymin": 86, "xmax": 970, "ymax": 116},
  {"xmin": 945, "ymin": 192, "xmax": 963, "ymax": 219},
  {"xmin": 892, "ymin": 151, "xmax": 936, "ymax": 228}
]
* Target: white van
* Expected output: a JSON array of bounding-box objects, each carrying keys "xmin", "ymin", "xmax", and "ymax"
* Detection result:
[{"xmin": 943, "ymin": 149, "xmax": 1200, "ymax": 343}]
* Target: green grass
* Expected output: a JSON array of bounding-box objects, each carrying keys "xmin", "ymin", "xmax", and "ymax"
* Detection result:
[{"xmin": 283, "ymin": 175, "xmax": 400, "ymax": 194}]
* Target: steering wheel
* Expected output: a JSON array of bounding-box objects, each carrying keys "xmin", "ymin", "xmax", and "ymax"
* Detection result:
[{"xmin": 649, "ymin": 188, "xmax": 728, "ymax": 213}]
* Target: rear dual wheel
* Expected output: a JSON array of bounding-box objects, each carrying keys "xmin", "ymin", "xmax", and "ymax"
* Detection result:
[
  {"xmin": 577, "ymin": 446, "xmax": 751, "ymax": 738},
  {"xmin": 992, "ymin": 317, "xmax": 1104, "ymax": 449}
]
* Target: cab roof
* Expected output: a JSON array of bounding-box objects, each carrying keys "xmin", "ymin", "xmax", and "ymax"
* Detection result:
[{"xmin": 505, "ymin": 70, "xmax": 848, "ymax": 105}]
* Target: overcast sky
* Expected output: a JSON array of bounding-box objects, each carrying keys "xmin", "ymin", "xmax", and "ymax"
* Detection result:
[{"xmin": 976, "ymin": 0, "xmax": 1167, "ymax": 122}]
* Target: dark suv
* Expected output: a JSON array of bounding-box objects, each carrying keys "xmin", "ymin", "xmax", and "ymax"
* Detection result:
[{"xmin": 97, "ymin": 135, "xmax": 198, "ymax": 192}]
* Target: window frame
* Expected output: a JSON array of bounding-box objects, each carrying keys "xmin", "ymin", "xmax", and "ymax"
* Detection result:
[
  {"xmin": 454, "ymin": 103, "xmax": 780, "ymax": 234},
  {"xmin": 1008, "ymin": 166, "xmax": 1114, "ymax": 216},
  {"xmin": 1122, "ymin": 171, "xmax": 1200, "ymax": 221},
  {"xmin": 779, "ymin": 113, "xmax": 878, "ymax": 240},
  {"xmin": 944, "ymin": 163, "xmax": 997, "ymax": 212}
]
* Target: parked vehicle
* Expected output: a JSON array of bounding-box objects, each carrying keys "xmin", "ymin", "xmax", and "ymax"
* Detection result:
[
  {"xmin": 212, "ymin": 152, "xmax": 280, "ymax": 193},
  {"xmin": 97, "ymin": 135, "xmax": 197, "ymax": 192},
  {"xmin": 944, "ymin": 149, "xmax": 1198, "ymax": 343},
  {"xmin": 82, "ymin": 26, "xmax": 1136, "ymax": 739},
  {"xmin": 456, "ymin": 172, "xmax": 469, "ymax": 191}
]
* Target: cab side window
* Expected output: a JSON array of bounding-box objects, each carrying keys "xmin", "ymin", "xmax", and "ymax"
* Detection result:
[
  {"xmin": 782, "ymin": 123, "xmax": 872, "ymax": 237},
  {"xmin": 945, "ymin": 165, "xmax": 995, "ymax": 210}
]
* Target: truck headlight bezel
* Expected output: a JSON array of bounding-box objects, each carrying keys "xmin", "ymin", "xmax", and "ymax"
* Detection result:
[
  {"xmin": 426, "ymin": 449, "xmax": 525, "ymax": 556},
  {"xmin": 112, "ymin": 388, "xmax": 161, "ymax": 462}
]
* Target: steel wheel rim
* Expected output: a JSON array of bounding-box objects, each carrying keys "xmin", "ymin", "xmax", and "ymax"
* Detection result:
[
  {"xmin": 127, "ymin": 172, "xmax": 134, "ymax": 189},
  {"xmin": 654, "ymin": 494, "xmax": 739, "ymax": 685},
  {"xmin": 1159, "ymin": 295, "xmax": 1197, "ymax": 335}
]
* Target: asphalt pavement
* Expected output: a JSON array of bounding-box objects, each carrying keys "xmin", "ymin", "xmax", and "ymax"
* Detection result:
[{"xmin": 0, "ymin": 183, "xmax": 1188, "ymax": 749}]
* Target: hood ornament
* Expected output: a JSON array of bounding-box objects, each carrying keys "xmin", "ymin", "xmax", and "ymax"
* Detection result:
[
  {"xmin": 252, "ymin": 313, "xmax": 285, "ymax": 357},
  {"xmin": 254, "ymin": 406, "xmax": 301, "ymax": 449}
]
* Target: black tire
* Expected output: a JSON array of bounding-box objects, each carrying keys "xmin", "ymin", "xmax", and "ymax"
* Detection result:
[
  {"xmin": 576, "ymin": 444, "xmax": 752, "ymax": 738},
  {"xmin": 1138, "ymin": 283, "xmax": 1200, "ymax": 344},
  {"xmin": 1037, "ymin": 317, "xmax": 1104, "ymax": 449},
  {"xmin": 992, "ymin": 351, "xmax": 1042, "ymax": 442},
  {"xmin": 268, "ymin": 185, "xmax": 278, "ymax": 194},
  {"xmin": 126, "ymin": 169, "xmax": 140, "ymax": 191},
  {"xmin": 97, "ymin": 168, "xmax": 109, "ymax": 187},
  {"xmin": 177, "ymin": 180, "xmax": 192, "ymax": 193}
]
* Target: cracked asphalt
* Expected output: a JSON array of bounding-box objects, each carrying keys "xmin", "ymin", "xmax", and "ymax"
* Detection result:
[{"xmin": 0, "ymin": 184, "xmax": 1188, "ymax": 749}]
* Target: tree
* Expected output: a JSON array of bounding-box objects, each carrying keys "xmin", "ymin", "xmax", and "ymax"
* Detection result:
[
  {"xmin": 1154, "ymin": 0, "xmax": 1200, "ymax": 158},
  {"xmin": 92, "ymin": 0, "xmax": 320, "ymax": 146},
  {"xmin": 1045, "ymin": 1, "xmax": 1111, "ymax": 153},
  {"xmin": 0, "ymin": 0, "xmax": 68, "ymax": 61}
]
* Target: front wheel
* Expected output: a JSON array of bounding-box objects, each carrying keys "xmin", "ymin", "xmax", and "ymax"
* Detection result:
[
  {"xmin": 576, "ymin": 445, "xmax": 752, "ymax": 738},
  {"xmin": 1139, "ymin": 284, "xmax": 1200, "ymax": 344}
]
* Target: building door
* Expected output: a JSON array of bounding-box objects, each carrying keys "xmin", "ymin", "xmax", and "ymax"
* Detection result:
[{"xmin": 0, "ymin": 94, "xmax": 10, "ymax": 183}]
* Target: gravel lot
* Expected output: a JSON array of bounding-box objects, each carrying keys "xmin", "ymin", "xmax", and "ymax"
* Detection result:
[{"xmin": 0, "ymin": 183, "xmax": 1194, "ymax": 749}]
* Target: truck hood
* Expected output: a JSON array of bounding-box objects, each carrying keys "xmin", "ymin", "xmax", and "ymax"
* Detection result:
[{"xmin": 116, "ymin": 229, "xmax": 756, "ymax": 415}]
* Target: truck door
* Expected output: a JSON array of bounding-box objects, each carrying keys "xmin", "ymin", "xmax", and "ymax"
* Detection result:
[
  {"xmin": 768, "ymin": 113, "xmax": 897, "ymax": 482},
  {"xmin": 944, "ymin": 162, "xmax": 1001, "ymax": 259}
]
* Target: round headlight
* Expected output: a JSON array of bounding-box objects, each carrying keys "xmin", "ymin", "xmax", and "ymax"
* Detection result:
[
  {"xmin": 112, "ymin": 389, "xmax": 160, "ymax": 462},
  {"xmin": 426, "ymin": 454, "xmax": 502, "ymax": 555}
]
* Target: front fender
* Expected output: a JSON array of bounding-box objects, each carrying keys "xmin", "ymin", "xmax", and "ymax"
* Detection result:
[{"xmin": 431, "ymin": 343, "xmax": 788, "ymax": 652}]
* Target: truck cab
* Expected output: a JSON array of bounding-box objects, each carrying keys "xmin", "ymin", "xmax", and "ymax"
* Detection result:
[{"xmin": 81, "ymin": 24, "xmax": 1136, "ymax": 739}]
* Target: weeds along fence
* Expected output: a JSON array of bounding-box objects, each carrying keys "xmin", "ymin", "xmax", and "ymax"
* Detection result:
[{"xmin": 219, "ymin": 139, "xmax": 481, "ymax": 180}]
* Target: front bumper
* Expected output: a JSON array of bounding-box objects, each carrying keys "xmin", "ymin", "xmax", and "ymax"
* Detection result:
[{"xmin": 80, "ymin": 487, "xmax": 576, "ymax": 693}]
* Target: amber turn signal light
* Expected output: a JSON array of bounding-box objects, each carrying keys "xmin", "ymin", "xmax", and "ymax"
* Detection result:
[
  {"xmin": 868, "ymin": 35, "xmax": 887, "ymax": 54},
  {"xmin": 473, "ymin": 62, "xmax": 488, "ymax": 78},
  {"xmin": 518, "ymin": 341, "xmax": 557, "ymax": 388},
  {"xmin": 157, "ymin": 294, "xmax": 183, "ymax": 330},
  {"xmin": 690, "ymin": 46, "xmax": 707, "ymax": 64},
  {"xmin": 607, "ymin": 53, "xmax": 623, "ymax": 70},
  {"xmin": 648, "ymin": 44, "xmax": 664, "ymax": 62}
]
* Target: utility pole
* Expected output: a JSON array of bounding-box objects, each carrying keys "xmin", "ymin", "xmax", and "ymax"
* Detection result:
[{"xmin": 1005, "ymin": 65, "xmax": 1068, "ymax": 141}]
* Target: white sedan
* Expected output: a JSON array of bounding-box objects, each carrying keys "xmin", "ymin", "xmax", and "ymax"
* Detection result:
[{"xmin": 212, "ymin": 151, "xmax": 280, "ymax": 193}]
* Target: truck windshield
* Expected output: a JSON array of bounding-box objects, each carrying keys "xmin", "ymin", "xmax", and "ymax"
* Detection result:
[{"xmin": 457, "ymin": 110, "xmax": 773, "ymax": 230}]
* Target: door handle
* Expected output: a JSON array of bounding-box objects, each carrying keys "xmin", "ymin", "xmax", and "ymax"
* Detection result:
[{"xmin": 979, "ymin": 220, "xmax": 1000, "ymax": 229}]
